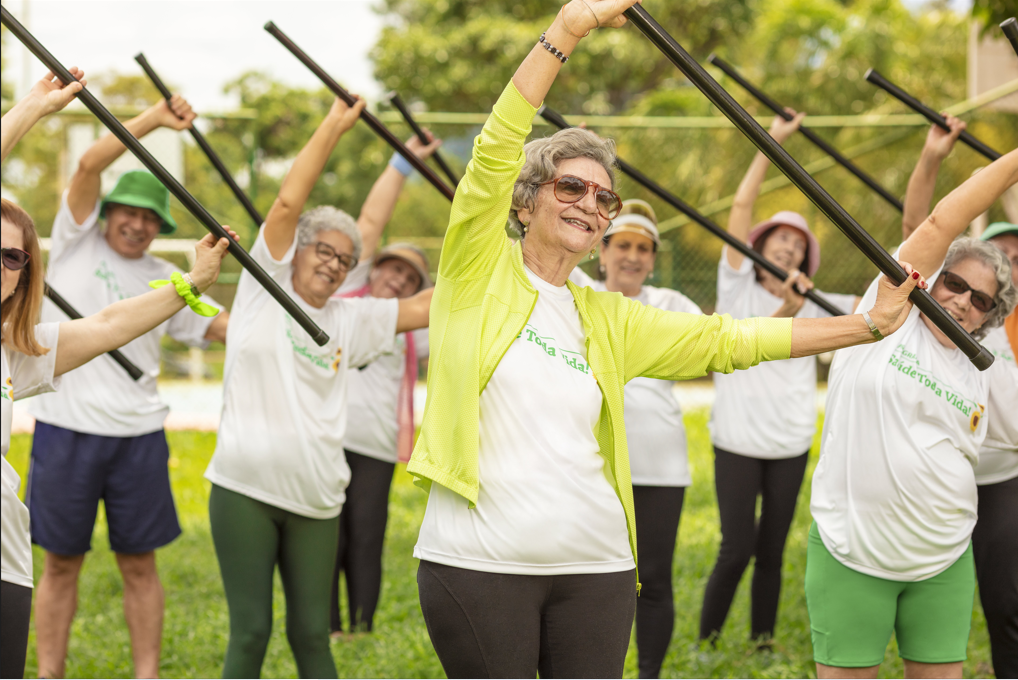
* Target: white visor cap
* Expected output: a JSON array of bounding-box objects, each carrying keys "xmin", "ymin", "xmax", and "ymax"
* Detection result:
[{"xmin": 604, "ymin": 213, "xmax": 660, "ymax": 247}]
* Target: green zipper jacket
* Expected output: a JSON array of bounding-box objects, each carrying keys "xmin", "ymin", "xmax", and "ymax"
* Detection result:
[{"xmin": 407, "ymin": 81, "xmax": 793, "ymax": 577}]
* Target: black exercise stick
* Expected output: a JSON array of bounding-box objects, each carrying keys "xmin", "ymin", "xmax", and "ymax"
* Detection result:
[{"xmin": 387, "ymin": 91, "xmax": 459, "ymax": 187}]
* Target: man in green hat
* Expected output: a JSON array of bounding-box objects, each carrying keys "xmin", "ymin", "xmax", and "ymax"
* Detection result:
[{"xmin": 27, "ymin": 94, "xmax": 229, "ymax": 679}]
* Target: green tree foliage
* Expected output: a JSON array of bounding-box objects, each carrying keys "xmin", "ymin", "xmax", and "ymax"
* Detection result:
[{"xmin": 972, "ymin": 0, "xmax": 1018, "ymax": 36}]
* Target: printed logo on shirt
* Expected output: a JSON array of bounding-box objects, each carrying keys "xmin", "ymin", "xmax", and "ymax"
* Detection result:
[
  {"xmin": 285, "ymin": 314, "xmax": 341, "ymax": 373},
  {"xmin": 888, "ymin": 344, "xmax": 983, "ymax": 423},
  {"xmin": 1, "ymin": 376, "xmax": 12, "ymax": 402},
  {"xmin": 517, "ymin": 323, "xmax": 592, "ymax": 376},
  {"xmin": 94, "ymin": 260, "xmax": 127, "ymax": 300}
]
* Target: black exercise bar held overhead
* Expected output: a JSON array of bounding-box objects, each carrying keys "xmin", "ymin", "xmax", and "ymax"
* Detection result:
[
  {"xmin": 264, "ymin": 21, "xmax": 456, "ymax": 203},
  {"xmin": 622, "ymin": 3, "xmax": 994, "ymax": 370},
  {"xmin": 45, "ymin": 284, "xmax": 144, "ymax": 381},
  {"xmin": 0, "ymin": 7, "xmax": 330, "ymax": 347},
  {"xmin": 706, "ymin": 55, "xmax": 904, "ymax": 212},
  {"xmin": 1003, "ymin": 18, "xmax": 1018, "ymax": 59},
  {"xmin": 386, "ymin": 91, "xmax": 460, "ymax": 187},
  {"xmin": 539, "ymin": 105, "xmax": 845, "ymax": 317},
  {"xmin": 864, "ymin": 69, "xmax": 1001, "ymax": 161},
  {"xmin": 135, "ymin": 53, "xmax": 264, "ymax": 228}
]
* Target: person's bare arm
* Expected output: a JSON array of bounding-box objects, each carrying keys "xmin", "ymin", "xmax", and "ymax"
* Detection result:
[
  {"xmin": 395, "ymin": 287, "xmax": 434, "ymax": 333},
  {"xmin": 1, "ymin": 70, "xmax": 85, "ymax": 163},
  {"xmin": 262, "ymin": 97, "xmax": 367, "ymax": 260},
  {"xmin": 357, "ymin": 131, "xmax": 443, "ymax": 261},
  {"xmin": 901, "ymin": 115, "xmax": 967, "ymax": 240},
  {"xmin": 203, "ymin": 312, "xmax": 229, "ymax": 344},
  {"xmin": 726, "ymin": 109, "xmax": 806, "ymax": 269}
]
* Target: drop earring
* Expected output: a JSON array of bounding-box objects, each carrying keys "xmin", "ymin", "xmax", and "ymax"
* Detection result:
[
  {"xmin": 589, "ymin": 248, "xmax": 596, "ymax": 260},
  {"xmin": 522, "ymin": 221, "xmax": 529, "ymax": 234}
]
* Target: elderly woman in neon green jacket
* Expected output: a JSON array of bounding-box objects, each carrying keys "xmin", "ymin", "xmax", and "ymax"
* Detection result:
[{"xmin": 406, "ymin": 2, "xmax": 926, "ymax": 677}]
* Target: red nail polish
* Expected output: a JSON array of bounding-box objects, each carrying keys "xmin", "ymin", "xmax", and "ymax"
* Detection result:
[{"xmin": 912, "ymin": 272, "xmax": 920, "ymax": 280}]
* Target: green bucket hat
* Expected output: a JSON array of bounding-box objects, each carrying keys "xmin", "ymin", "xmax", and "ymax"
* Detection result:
[
  {"xmin": 100, "ymin": 170, "xmax": 177, "ymax": 234},
  {"xmin": 980, "ymin": 222, "xmax": 1018, "ymax": 242}
]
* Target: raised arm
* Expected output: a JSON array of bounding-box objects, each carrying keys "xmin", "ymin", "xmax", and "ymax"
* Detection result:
[
  {"xmin": 901, "ymin": 115, "xmax": 967, "ymax": 240},
  {"xmin": 67, "ymin": 95, "xmax": 196, "ymax": 223},
  {"xmin": 54, "ymin": 228, "xmax": 236, "ymax": 376},
  {"xmin": 901, "ymin": 148, "xmax": 1018, "ymax": 276},
  {"xmin": 357, "ymin": 131, "xmax": 443, "ymax": 261},
  {"xmin": 1, "ymin": 69, "xmax": 85, "ymax": 163},
  {"xmin": 726, "ymin": 109, "xmax": 806, "ymax": 269},
  {"xmin": 262, "ymin": 97, "xmax": 367, "ymax": 260},
  {"xmin": 396, "ymin": 287, "xmax": 435, "ymax": 334}
]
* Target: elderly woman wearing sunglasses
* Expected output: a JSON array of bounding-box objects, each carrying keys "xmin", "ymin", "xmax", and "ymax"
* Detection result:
[
  {"xmin": 406, "ymin": 2, "xmax": 925, "ymax": 677},
  {"xmin": 807, "ymin": 147, "xmax": 1018, "ymax": 679},
  {"xmin": 1, "ymin": 72, "xmax": 236, "ymax": 680},
  {"xmin": 202, "ymin": 95, "xmax": 433, "ymax": 679}
]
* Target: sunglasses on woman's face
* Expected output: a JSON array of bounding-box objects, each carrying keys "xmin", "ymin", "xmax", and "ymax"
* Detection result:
[
  {"xmin": 941, "ymin": 270, "xmax": 996, "ymax": 313},
  {"xmin": 1, "ymin": 247, "xmax": 30, "ymax": 271},
  {"xmin": 537, "ymin": 175, "xmax": 622, "ymax": 221},
  {"xmin": 314, "ymin": 242, "xmax": 357, "ymax": 273}
]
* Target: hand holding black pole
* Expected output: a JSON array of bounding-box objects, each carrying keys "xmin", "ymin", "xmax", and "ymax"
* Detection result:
[
  {"xmin": 134, "ymin": 53, "xmax": 264, "ymax": 228},
  {"xmin": 0, "ymin": 6, "xmax": 330, "ymax": 346},
  {"xmin": 386, "ymin": 91, "xmax": 459, "ymax": 187},
  {"xmin": 265, "ymin": 21, "xmax": 456, "ymax": 203},
  {"xmin": 44, "ymin": 284, "xmax": 144, "ymax": 380},
  {"xmin": 864, "ymin": 69, "xmax": 1001, "ymax": 161},
  {"xmin": 706, "ymin": 55, "xmax": 903, "ymax": 212},
  {"xmin": 539, "ymin": 105, "xmax": 845, "ymax": 317},
  {"xmin": 622, "ymin": 3, "xmax": 993, "ymax": 370},
  {"xmin": 1003, "ymin": 18, "xmax": 1018, "ymax": 59}
]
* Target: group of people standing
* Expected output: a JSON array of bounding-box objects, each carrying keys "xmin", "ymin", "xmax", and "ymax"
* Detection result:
[{"xmin": 1, "ymin": 1, "xmax": 1016, "ymax": 679}]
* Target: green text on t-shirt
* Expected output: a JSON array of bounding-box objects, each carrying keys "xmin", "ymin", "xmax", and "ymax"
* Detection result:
[
  {"xmin": 94, "ymin": 260, "xmax": 128, "ymax": 300},
  {"xmin": 285, "ymin": 314, "xmax": 341, "ymax": 372},
  {"xmin": 518, "ymin": 323, "xmax": 591, "ymax": 376},
  {"xmin": 888, "ymin": 344, "xmax": 980, "ymax": 417}
]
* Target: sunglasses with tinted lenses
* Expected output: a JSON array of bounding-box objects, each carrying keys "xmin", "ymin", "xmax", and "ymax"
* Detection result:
[
  {"xmin": 1, "ymin": 247, "xmax": 30, "ymax": 271},
  {"xmin": 314, "ymin": 242, "xmax": 357, "ymax": 273},
  {"xmin": 537, "ymin": 175, "xmax": 622, "ymax": 221},
  {"xmin": 941, "ymin": 270, "xmax": 997, "ymax": 313}
]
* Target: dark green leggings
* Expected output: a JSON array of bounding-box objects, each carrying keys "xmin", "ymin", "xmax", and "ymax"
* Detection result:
[{"xmin": 210, "ymin": 484, "xmax": 339, "ymax": 679}]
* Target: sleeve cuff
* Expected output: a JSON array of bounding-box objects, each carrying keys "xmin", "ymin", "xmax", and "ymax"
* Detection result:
[{"xmin": 756, "ymin": 317, "xmax": 793, "ymax": 361}]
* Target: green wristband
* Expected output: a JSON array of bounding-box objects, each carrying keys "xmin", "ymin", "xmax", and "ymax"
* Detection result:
[{"xmin": 149, "ymin": 271, "xmax": 219, "ymax": 317}]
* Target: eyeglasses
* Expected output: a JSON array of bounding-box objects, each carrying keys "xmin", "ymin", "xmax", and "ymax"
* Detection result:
[
  {"xmin": 941, "ymin": 270, "xmax": 996, "ymax": 313},
  {"xmin": 1, "ymin": 247, "xmax": 30, "ymax": 271},
  {"xmin": 537, "ymin": 175, "xmax": 622, "ymax": 221},
  {"xmin": 314, "ymin": 242, "xmax": 357, "ymax": 273}
]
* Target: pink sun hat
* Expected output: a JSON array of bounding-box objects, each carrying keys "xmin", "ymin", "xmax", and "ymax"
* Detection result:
[{"xmin": 746, "ymin": 210, "xmax": 821, "ymax": 277}]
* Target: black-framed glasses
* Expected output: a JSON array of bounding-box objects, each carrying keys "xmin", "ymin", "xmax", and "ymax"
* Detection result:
[
  {"xmin": 1, "ymin": 247, "xmax": 30, "ymax": 271},
  {"xmin": 314, "ymin": 242, "xmax": 356, "ymax": 273},
  {"xmin": 537, "ymin": 175, "xmax": 622, "ymax": 221},
  {"xmin": 941, "ymin": 270, "xmax": 996, "ymax": 313}
]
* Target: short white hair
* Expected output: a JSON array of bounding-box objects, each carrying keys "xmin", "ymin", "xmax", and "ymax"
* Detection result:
[{"xmin": 295, "ymin": 205, "xmax": 362, "ymax": 261}]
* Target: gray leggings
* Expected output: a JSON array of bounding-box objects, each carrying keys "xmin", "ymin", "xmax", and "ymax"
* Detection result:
[{"xmin": 418, "ymin": 560, "xmax": 637, "ymax": 678}]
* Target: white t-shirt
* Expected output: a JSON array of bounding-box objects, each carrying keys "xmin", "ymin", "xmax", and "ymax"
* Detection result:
[
  {"xmin": 811, "ymin": 263, "xmax": 988, "ymax": 581},
  {"xmin": 204, "ymin": 231, "xmax": 398, "ymax": 519},
  {"xmin": 337, "ymin": 262, "xmax": 429, "ymax": 463},
  {"xmin": 569, "ymin": 269, "xmax": 701, "ymax": 486},
  {"xmin": 2, "ymin": 324, "xmax": 61, "ymax": 588},
  {"xmin": 29, "ymin": 194, "xmax": 221, "ymax": 437},
  {"xmin": 710, "ymin": 250, "xmax": 857, "ymax": 458},
  {"xmin": 973, "ymin": 325, "xmax": 1018, "ymax": 486},
  {"xmin": 414, "ymin": 266, "xmax": 634, "ymax": 575}
]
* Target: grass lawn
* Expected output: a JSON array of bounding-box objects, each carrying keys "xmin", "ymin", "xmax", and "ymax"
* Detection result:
[{"xmin": 6, "ymin": 409, "xmax": 994, "ymax": 678}]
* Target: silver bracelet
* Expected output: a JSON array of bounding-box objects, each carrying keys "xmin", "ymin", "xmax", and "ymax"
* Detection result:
[
  {"xmin": 182, "ymin": 272, "xmax": 202, "ymax": 298},
  {"xmin": 861, "ymin": 310, "xmax": 883, "ymax": 341}
]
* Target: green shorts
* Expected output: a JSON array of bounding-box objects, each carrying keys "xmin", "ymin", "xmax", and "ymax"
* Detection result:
[{"xmin": 804, "ymin": 522, "xmax": 974, "ymax": 667}]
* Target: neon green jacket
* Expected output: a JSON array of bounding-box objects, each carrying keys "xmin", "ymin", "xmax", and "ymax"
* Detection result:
[{"xmin": 407, "ymin": 81, "xmax": 792, "ymax": 576}]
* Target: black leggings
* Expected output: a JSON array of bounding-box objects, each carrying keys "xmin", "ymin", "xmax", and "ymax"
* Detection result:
[
  {"xmin": 330, "ymin": 450, "xmax": 395, "ymax": 633},
  {"xmin": 632, "ymin": 485, "xmax": 685, "ymax": 679},
  {"xmin": 699, "ymin": 446, "xmax": 809, "ymax": 642},
  {"xmin": 973, "ymin": 474, "xmax": 1018, "ymax": 679},
  {"xmin": 417, "ymin": 560, "xmax": 636, "ymax": 678},
  {"xmin": 0, "ymin": 580, "xmax": 33, "ymax": 679}
]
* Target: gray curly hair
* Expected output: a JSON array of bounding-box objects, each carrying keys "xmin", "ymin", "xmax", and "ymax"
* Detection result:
[
  {"xmin": 507, "ymin": 128, "xmax": 618, "ymax": 238},
  {"xmin": 295, "ymin": 205, "xmax": 363, "ymax": 262},
  {"xmin": 941, "ymin": 237, "xmax": 1017, "ymax": 339}
]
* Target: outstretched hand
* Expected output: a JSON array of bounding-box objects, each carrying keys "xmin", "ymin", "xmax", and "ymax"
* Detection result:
[
  {"xmin": 768, "ymin": 108, "xmax": 806, "ymax": 145},
  {"xmin": 154, "ymin": 94, "xmax": 197, "ymax": 131},
  {"xmin": 924, "ymin": 114, "xmax": 966, "ymax": 161},
  {"xmin": 189, "ymin": 227, "xmax": 239, "ymax": 293},
  {"xmin": 774, "ymin": 269, "xmax": 813, "ymax": 317},
  {"xmin": 406, "ymin": 128, "xmax": 443, "ymax": 160},
  {"xmin": 560, "ymin": 0, "xmax": 642, "ymax": 37},
  {"xmin": 868, "ymin": 261, "xmax": 928, "ymax": 337},
  {"xmin": 328, "ymin": 95, "xmax": 368, "ymax": 134},
  {"xmin": 29, "ymin": 68, "xmax": 86, "ymax": 115}
]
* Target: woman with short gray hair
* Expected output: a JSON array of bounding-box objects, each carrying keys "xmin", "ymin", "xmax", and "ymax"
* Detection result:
[
  {"xmin": 407, "ymin": 2, "xmax": 925, "ymax": 676},
  {"xmin": 204, "ymin": 95, "xmax": 433, "ymax": 678}
]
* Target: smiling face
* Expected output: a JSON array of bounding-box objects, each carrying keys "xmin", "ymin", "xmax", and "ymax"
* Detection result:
[
  {"xmin": 759, "ymin": 225, "xmax": 808, "ymax": 272},
  {"xmin": 921, "ymin": 256, "xmax": 999, "ymax": 348},
  {"xmin": 1, "ymin": 218, "xmax": 25, "ymax": 304},
  {"xmin": 602, "ymin": 232, "xmax": 656, "ymax": 293},
  {"xmin": 369, "ymin": 257, "xmax": 423, "ymax": 299},
  {"xmin": 517, "ymin": 157, "xmax": 613, "ymax": 261},
  {"xmin": 292, "ymin": 229, "xmax": 354, "ymax": 308},
  {"xmin": 989, "ymin": 233, "xmax": 1018, "ymax": 288},
  {"xmin": 104, "ymin": 204, "xmax": 162, "ymax": 259}
]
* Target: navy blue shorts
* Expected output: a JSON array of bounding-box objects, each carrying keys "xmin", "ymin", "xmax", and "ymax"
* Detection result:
[{"xmin": 27, "ymin": 422, "xmax": 181, "ymax": 555}]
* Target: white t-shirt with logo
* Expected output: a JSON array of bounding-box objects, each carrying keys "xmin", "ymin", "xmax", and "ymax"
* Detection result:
[
  {"xmin": 710, "ymin": 250, "xmax": 857, "ymax": 458},
  {"xmin": 2, "ymin": 325, "xmax": 61, "ymax": 588},
  {"xmin": 414, "ymin": 266, "xmax": 635, "ymax": 575},
  {"xmin": 973, "ymin": 325, "xmax": 1018, "ymax": 486},
  {"xmin": 811, "ymin": 264, "xmax": 988, "ymax": 581},
  {"xmin": 204, "ymin": 232, "xmax": 398, "ymax": 519},
  {"xmin": 29, "ymin": 194, "xmax": 221, "ymax": 437},
  {"xmin": 570, "ymin": 269, "xmax": 701, "ymax": 486},
  {"xmin": 337, "ymin": 262, "xmax": 429, "ymax": 464}
]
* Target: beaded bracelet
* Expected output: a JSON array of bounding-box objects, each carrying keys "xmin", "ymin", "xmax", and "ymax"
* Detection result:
[{"xmin": 538, "ymin": 32, "xmax": 569, "ymax": 64}]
